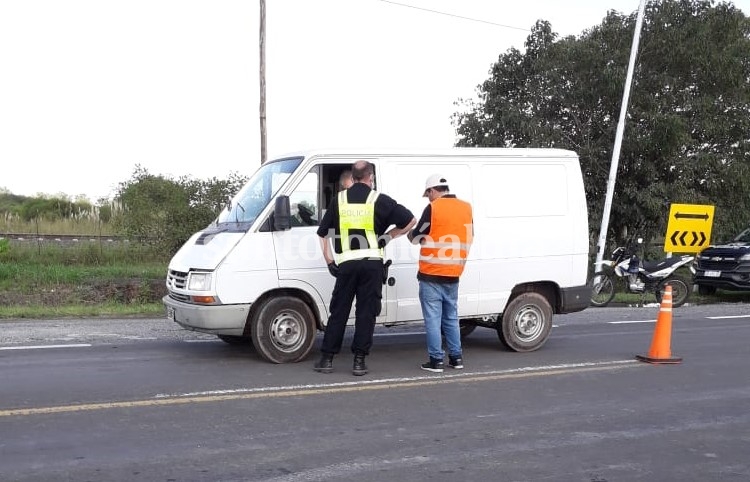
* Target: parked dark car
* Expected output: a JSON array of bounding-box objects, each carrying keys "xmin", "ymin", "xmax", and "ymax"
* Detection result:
[{"xmin": 693, "ymin": 227, "xmax": 750, "ymax": 295}]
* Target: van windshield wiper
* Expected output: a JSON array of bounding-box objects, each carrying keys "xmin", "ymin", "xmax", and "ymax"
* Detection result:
[{"xmin": 234, "ymin": 202, "xmax": 246, "ymax": 224}]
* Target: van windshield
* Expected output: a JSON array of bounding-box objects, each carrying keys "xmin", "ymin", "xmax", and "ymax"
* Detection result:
[{"xmin": 216, "ymin": 157, "xmax": 303, "ymax": 226}]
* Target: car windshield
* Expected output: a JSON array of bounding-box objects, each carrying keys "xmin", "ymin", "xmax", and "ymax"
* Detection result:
[{"xmin": 215, "ymin": 157, "xmax": 303, "ymax": 226}]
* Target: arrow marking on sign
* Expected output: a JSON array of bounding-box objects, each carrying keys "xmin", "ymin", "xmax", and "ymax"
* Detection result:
[
  {"xmin": 668, "ymin": 230, "xmax": 708, "ymax": 247},
  {"xmin": 674, "ymin": 212, "xmax": 709, "ymax": 220}
]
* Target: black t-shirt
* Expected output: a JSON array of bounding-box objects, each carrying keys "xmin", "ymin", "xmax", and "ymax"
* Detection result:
[{"xmin": 317, "ymin": 183, "xmax": 414, "ymax": 254}]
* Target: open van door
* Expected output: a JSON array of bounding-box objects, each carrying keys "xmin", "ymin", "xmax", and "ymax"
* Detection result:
[
  {"xmin": 272, "ymin": 166, "xmax": 332, "ymax": 315},
  {"xmin": 272, "ymin": 162, "xmax": 389, "ymax": 325}
]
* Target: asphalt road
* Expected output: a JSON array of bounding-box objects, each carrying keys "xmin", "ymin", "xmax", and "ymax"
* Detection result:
[{"xmin": 1, "ymin": 304, "xmax": 749, "ymax": 482}]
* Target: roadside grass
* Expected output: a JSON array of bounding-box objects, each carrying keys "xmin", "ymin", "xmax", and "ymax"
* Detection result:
[
  {"xmin": 0, "ymin": 302, "xmax": 166, "ymax": 320},
  {"xmin": 704, "ymin": 290, "xmax": 750, "ymax": 303},
  {"xmin": 0, "ymin": 262, "xmax": 166, "ymax": 292},
  {"xmin": 605, "ymin": 288, "xmax": 750, "ymax": 306},
  {"xmin": 0, "ymin": 241, "xmax": 161, "ymax": 266},
  {"xmin": 0, "ymin": 241, "xmax": 168, "ymax": 319},
  {"xmin": 0, "ymin": 243, "xmax": 165, "ymax": 290},
  {"xmin": 591, "ymin": 266, "xmax": 750, "ymax": 306}
]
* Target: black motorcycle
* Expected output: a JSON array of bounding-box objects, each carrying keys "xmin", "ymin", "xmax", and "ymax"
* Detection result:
[{"xmin": 591, "ymin": 237, "xmax": 694, "ymax": 307}]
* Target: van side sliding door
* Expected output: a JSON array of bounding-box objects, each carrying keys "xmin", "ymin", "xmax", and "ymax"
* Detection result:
[{"xmin": 378, "ymin": 159, "xmax": 479, "ymax": 322}]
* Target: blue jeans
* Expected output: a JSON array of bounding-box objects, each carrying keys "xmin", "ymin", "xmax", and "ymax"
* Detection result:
[{"xmin": 419, "ymin": 280, "xmax": 461, "ymax": 361}]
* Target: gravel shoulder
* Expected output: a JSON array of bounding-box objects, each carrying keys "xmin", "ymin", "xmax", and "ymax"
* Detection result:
[{"xmin": 0, "ymin": 317, "xmax": 211, "ymax": 346}]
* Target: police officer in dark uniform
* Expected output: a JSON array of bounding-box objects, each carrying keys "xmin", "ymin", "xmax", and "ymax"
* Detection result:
[{"xmin": 314, "ymin": 160, "xmax": 416, "ymax": 376}]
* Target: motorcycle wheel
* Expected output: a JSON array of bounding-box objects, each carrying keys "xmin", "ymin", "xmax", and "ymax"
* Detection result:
[
  {"xmin": 655, "ymin": 276, "xmax": 691, "ymax": 308},
  {"xmin": 590, "ymin": 272, "xmax": 615, "ymax": 307}
]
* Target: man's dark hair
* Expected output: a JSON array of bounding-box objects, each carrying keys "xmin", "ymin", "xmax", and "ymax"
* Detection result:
[{"xmin": 352, "ymin": 160, "xmax": 374, "ymax": 181}]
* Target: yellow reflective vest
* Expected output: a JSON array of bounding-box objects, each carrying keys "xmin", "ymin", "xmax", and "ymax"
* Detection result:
[{"xmin": 335, "ymin": 190, "xmax": 383, "ymax": 264}]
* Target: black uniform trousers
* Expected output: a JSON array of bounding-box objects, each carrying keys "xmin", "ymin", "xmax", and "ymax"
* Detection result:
[{"xmin": 321, "ymin": 258, "xmax": 383, "ymax": 356}]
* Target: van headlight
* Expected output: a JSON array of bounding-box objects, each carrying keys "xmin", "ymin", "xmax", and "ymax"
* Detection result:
[
  {"xmin": 187, "ymin": 272, "xmax": 212, "ymax": 291},
  {"xmin": 740, "ymin": 253, "xmax": 750, "ymax": 261}
]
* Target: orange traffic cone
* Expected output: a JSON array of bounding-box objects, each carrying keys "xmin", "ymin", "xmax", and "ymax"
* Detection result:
[{"xmin": 635, "ymin": 285, "xmax": 682, "ymax": 364}]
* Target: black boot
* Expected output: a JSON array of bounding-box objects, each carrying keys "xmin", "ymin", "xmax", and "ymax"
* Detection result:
[
  {"xmin": 313, "ymin": 353, "xmax": 334, "ymax": 373},
  {"xmin": 352, "ymin": 354, "xmax": 368, "ymax": 376}
]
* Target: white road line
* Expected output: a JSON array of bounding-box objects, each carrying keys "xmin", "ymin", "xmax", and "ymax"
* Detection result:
[
  {"xmin": 154, "ymin": 359, "xmax": 637, "ymax": 399},
  {"xmin": 706, "ymin": 315, "xmax": 750, "ymax": 320},
  {"xmin": 375, "ymin": 331, "xmax": 424, "ymax": 337},
  {"xmin": 0, "ymin": 344, "xmax": 92, "ymax": 351},
  {"xmin": 379, "ymin": 325, "xmax": 561, "ymax": 333},
  {"xmin": 1, "ymin": 360, "xmax": 642, "ymax": 418},
  {"xmin": 611, "ymin": 315, "xmax": 750, "ymax": 324}
]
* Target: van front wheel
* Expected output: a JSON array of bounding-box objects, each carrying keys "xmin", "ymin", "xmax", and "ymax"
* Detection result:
[
  {"xmin": 498, "ymin": 292, "xmax": 552, "ymax": 352},
  {"xmin": 250, "ymin": 296, "xmax": 316, "ymax": 364}
]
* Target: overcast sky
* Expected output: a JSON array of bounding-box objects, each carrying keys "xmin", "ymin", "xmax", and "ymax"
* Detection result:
[{"xmin": 2, "ymin": 0, "xmax": 748, "ymax": 201}]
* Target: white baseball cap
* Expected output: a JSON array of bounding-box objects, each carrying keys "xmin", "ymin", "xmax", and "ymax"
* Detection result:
[{"xmin": 423, "ymin": 174, "xmax": 449, "ymax": 196}]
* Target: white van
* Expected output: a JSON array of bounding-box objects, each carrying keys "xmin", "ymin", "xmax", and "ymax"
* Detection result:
[{"xmin": 163, "ymin": 148, "xmax": 591, "ymax": 363}]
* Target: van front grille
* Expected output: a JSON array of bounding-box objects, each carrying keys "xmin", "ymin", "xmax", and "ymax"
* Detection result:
[
  {"xmin": 167, "ymin": 270, "xmax": 188, "ymax": 290},
  {"xmin": 169, "ymin": 292, "xmax": 191, "ymax": 302}
]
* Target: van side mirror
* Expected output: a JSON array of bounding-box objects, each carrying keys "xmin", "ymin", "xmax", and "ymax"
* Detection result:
[{"xmin": 273, "ymin": 196, "xmax": 291, "ymax": 231}]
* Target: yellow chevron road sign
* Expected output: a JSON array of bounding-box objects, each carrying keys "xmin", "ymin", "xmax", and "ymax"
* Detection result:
[{"xmin": 664, "ymin": 203, "xmax": 714, "ymax": 253}]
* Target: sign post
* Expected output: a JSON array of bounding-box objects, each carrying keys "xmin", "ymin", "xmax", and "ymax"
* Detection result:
[{"xmin": 664, "ymin": 203, "xmax": 714, "ymax": 253}]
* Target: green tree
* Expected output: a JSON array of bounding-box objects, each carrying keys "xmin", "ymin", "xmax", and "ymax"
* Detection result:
[
  {"xmin": 179, "ymin": 172, "xmax": 248, "ymax": 217},
  {"xmin": 115, "ymin": 166, "xmax": 193, "ymax": 255},
  {"xmin": 454, "ymin": 0, "xmax": 750, "ymax": 248},
  {"xmin": 115, "ymin": 166, "xmax": 248, "ymax": 256},
  {"xmin": 0, "ymin": 192, "xmax": 29, "ymax": 217},
  {"xmin": 97, "ymin": 202, "xmax": 113, "ymax": 224}
]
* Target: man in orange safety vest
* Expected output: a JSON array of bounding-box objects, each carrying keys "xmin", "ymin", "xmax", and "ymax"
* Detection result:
[{"xmin": 408, "ymin": 173, "xmax": 473, "ymax": 373}]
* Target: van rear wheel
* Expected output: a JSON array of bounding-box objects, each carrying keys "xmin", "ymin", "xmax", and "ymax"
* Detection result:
[
  {"xmin": 498, "ymin": 292, "xmax": 552, "ymax": 352},
  {"xmin": 250, "ymin": 296, "xmax": 316, "ymax": 364}
]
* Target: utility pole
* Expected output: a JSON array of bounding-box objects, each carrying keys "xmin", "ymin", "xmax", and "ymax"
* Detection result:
[
  {"xmin": 259, "ymin": 0, "xmax": 267, "ymax": 164},
  {"xmin": 594, "ymin": 0, "xmax": 646, "ymax": 272}
]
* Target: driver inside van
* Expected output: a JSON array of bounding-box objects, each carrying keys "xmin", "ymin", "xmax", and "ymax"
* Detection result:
[{"xmin": 290, "ymin": 202, "xmax": 317, "ymax": 226}]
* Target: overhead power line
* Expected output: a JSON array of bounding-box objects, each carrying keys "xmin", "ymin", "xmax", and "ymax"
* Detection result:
[{"xmin": 377, "ymin": 0, "xmax": 530, "ymax": 32}]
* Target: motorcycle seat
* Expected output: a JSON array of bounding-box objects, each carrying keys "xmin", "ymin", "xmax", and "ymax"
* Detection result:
[{"xmin": 642, "ymin": 256, "xmax": 686, "ymax": 272}]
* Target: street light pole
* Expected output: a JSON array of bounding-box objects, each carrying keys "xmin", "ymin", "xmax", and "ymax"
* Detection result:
[
  {"xmin": 594, "ymin": 0, "xmax": 647, "ymax": 272},
  {"xmin": 259, "ymin": 0, "xmax": 267, "ymax": 164}
]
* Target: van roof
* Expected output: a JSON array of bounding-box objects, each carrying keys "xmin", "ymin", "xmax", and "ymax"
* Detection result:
[{"xmin": 270, "ymin": 147, "xmax": 578, "ymax": 161}]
